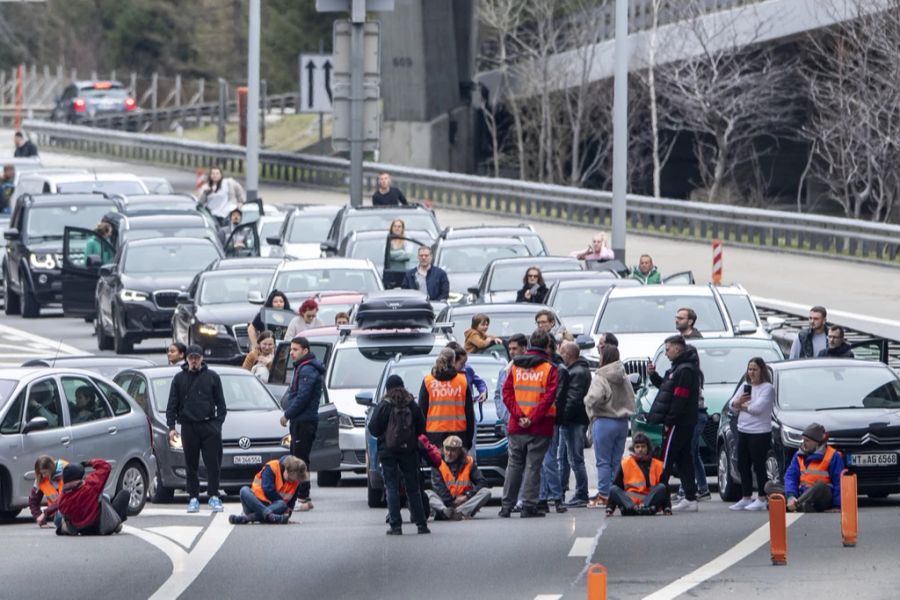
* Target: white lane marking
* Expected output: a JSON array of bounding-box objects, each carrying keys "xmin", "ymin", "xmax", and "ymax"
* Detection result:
[
  {"xmin": 145, "ymin": 526, "xmax": 204, "ymax": 549},
  {"xmin": 641, "ymin": 514, "xmax": 803, "ymax": 600},
  {"xmin": 534, "ymin": 595, "xmax": 563, "ymax": 600},
  {"xmin": 0, "ymin": 323, "xmax": 83, "ymax": 355},
  {"xmin": 137, "ymin": 508, "xmax": 211, "ymax": 518},
  {"xmin": 753, "ymin": 296, "xmax": 900, "ymax": 329},
  {"xmin": 568, "ymin": 537, "xmax": 596, "ymax": 557}
]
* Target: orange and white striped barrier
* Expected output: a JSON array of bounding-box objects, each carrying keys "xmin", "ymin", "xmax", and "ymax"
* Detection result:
[{"xmin": 712, "ymin": 239, "xmax": 723, "ymax": 285}]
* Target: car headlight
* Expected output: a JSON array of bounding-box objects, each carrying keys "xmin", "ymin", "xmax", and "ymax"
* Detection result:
[
  {"xmin": 281, "ymin": 434, "xmax": 292, "ymax": 449},
  {"xmin": 338, "ymin": 413, "xmax": 354, "ymax": 429},
  {"xmin": 29, "ymin": 253, "xmax": 56, "ymax": 270},
  {"xmin": 196, "ymin": 323, "xmax": 227, "ymax": 336},
  {"xmin": 780, "ymin": 424, "xmax": 803, "ymax": 446},
  {"xmin": 119, "ymin": 289, "xmax": 149, "ymax": 302},
  {"xmin": 169, "ymin": 431, "xmax": 183, "ymax": 450}
]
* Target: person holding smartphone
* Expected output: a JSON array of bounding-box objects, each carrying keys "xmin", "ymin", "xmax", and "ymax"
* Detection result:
[{"xmin": 728, "ymin": 357, "xmax": 776, "ymax": 511}]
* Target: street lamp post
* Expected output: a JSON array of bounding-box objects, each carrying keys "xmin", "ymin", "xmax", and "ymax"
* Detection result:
[
  {"xmin": 246, "ymin": 0, "xmax": 261, "ymax": 203},
  {"xmin": 611, "ymin": 0, "xmax": 629, "ymax": 265}
]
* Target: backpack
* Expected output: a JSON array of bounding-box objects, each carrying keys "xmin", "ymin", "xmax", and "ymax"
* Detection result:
[{"xmin": 385, "ymin": 402, "xmax": 416, "ymax": 451}]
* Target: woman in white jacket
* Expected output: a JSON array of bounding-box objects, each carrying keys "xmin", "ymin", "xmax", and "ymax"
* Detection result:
[
  {"xmin": 727, "ymin": 357, "xmax": 775, "ymax": 511},
  {"xmin": 583, "ymin": 344, "xmax": 636, "ymax": 507},
  {"xmin": 198, "ymin": 166, "xmax": 245, "ymax": 222}
]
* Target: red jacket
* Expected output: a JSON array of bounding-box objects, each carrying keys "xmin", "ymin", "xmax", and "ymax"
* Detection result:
[
  {"xmin": 58, "ymin": 459, "xmax": 111, "ymax": 529},
  {"xmin": 502, "ymin": 350, "xmax": 558, "ymax": 437}
]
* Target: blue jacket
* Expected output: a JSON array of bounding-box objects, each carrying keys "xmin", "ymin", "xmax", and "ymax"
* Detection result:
[
  {"xmin": 462, "ymin": 364, "xmax": 487, "ymax": 397},
  {"xmin": 284, "ymin": 355, "xmax": 325, "ymax": 423},
  {"xmin": 400, "ymin": 265, "xmax": 450, "ymax": 301},
  {"xmin": 259, "ymin": 456, "xmax": 299, "ymax": 509},
  {"xmin": 784, "ymin": 445, "xmax": 844, "ymax": 507}
]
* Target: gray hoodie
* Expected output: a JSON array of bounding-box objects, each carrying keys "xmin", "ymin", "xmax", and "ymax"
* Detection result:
[{"xmin": 584, "ymin": 360, "xmax": 636, "ymax": 420}]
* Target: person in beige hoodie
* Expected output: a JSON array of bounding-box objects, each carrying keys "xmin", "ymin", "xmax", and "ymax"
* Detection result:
[{"xmin": 584, "ymin": 344, "xmax": 636, "ymax": 507}]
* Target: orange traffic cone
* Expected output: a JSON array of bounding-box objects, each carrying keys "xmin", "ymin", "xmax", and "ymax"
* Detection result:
[
  {"xmin": 587, "ymin": 564, "xmax": 607, "ymax": 600},
  {"xmin": 769, "ymin": 493, "xmax": 787, "ymax": 565},
  {"xmin": 841, "ymin": 470, "xmax": 858, "ymax": 547}
]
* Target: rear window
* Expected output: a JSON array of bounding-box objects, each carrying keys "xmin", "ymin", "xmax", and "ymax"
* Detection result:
[
  {"xmin": 596, "ymin": 295, "xmax": 726, "ymax": 334},
  {"xmin": 56, "ymin": 181, "xmax": 146, "ymax": 195}
]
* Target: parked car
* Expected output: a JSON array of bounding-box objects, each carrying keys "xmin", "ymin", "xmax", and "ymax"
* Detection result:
[
  {"xmin": 14, "ymin": 172, "xmax": 148, "ymax": 199},
  {"xmin": 139, "ymin": 176, "xmax": 175, "ymax": 195},
  {"xmin": 545, "ymin": 277, "xmax": 640, "ymax": 335},
  {"xmin": 0, "ymin": 367, "xmax": 156, "ymax": 518},
  {"xmin": 49, "ymin": 80, "xmax": 137, "ymax": 124},
  {"xmin": 267, "ymin": 258, "xmax": 383, "ymax": 298},
  {"xmin": 20, "ymin": 356, "xmax": 156, "ymax": 378},
  {"xmin": 112, "ymin": 365, "xmax": 340, "ymax": 502},
  {"xmin": 100, "ymin": 212, "xmax": 221, "ymax": 253},
  {"xmin": 432, "ymin": 236, "xmax": 534, "ymax": 304},
  {"xmin": 466, "ymin": 256, "xmax": 583, "ymax": 304},
  {"xmin": 267, "ymin": 205, "xmax": 340, "ymax": 259},
  {"xmin": 321, "ymin": 204, "xmax": 440, "ymax": 256},
  {"xmin": 257, "ymin": 214, "xmax": 288, "ymax": 258},
  {"xmin": 437, "ymin": 224, "xmax": 549, "ymax": 257}
]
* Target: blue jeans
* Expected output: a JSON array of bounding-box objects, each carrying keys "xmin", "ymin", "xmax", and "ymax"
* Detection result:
[
  {"xmin": 559, "ymin": 424, "xmax": 589, "ymax": 502},
  {"xmin": 239, "ymin": 486, "xmax": 287, "ymax": 522},
  {"xmin": 592, "ymin": 417, "xmax": 629, "ymax": 497},
  {"xmin": 539, "ymin": 426, "xmax": 563, "ymax": 501},
  {"xmin": 380, "ymin": 452, "xmax": 427, "ymax": 529},
  {"xmin": 679, "ymin": 410, "xmax": 710, "ymax": 496}
]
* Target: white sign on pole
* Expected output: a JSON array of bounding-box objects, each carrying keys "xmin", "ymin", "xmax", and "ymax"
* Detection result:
[{"xmin": 298, "ymin": 53, "xmax": 334, "ymax": 113}]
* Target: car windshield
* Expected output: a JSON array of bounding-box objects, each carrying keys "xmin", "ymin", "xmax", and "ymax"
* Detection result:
[
  {"xmin": 347, "ymin": 238, "xmax": 387, "ymax": 267},
  {"xmin": 778, "ymin": 366, "xmax": 900, "ymax": 411},
  {"xmin": 328, "ymin": 344, "xmax": 437, "ymax": 389},
  {"xmin": 596, "ymin": 296, "xmax": 726, "ymax": 334},
  {"xmin": 488, "ymin": 261, "xmax": 581, "ymax": 292},
  {"xmin": 384, "ymin": 361, "xmax": 504, "ymax": 400},
  {"xmin": 287, "ymin": 216, "xmax": 334, "ymax": 243},
  {"xmin": 152, "ymin": 373, "xmax": 278, "ymax": 412},
  {"xmin": 274, "ymin": 268, "xmax": 380, "ymax": 294},
  {"xmin": 200, "ymin": 272, "xmax": 274, "ymax": 305},
  {"xmin": 259, "ymin": 221, "xmax": 283, "ymax": 240},
  {"xmin": 56, "ymin": 181, "xmax": 146, "ymax": 195},
  {"xmin": 438, "ymin": 244, "xmax": 531, "ymax": 274},
  {"xmin": 721, "ymin": 294, "xmax": 759, "ymax": 326},
  {"xmin": 653, "ymin": 344, "xmax": 783, "ymax": 384},
  {"xmin": 24, "ymin": 204, "xmax": 116, "ymax": 239},
  {"xmin": 124, "ymin": 228, "xmax": 211, "ymax": 242},
  {"xmin": 447, "ymin": 311, "xmax": 544, "ymax": 339},
  {"xmin": 342, "ymin": 213, "xmax": 438, "ymax": 238},
  {"xmin": 124, "ymin": 242, "xmax": 220, "ymax": 274}
]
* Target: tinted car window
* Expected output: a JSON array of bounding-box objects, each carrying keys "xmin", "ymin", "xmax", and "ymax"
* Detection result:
[
  {"xmin": 596, "ymin": 296, "xmax": 726, "ymax": 334},
  {"xmin": 438, "ymin": 244, "xmax": 530, "ymax": 274},
  {"xmin": 346, "ymin": 238, "xmax": 387, "ymax": 266},
  {"xmin": 0, "ymin": 387, "xmax": 24, "ymax": 434},
  {"xmin": 62, "ymin": 377, "xmax": 112, "ymax": 424},
  {"xmin": 200, "ymin": 272, "xmax": 274, "ymax": 305},
  {"xmin": 150, "ymin": 374, "xmax": 278, "ymax": 412},
  {"xmin": 56, "ymin": 181, "xmax": 146, "ymax": 195},
  {"xmin": 25, "ymin": 379, "xmax": 63, "ymax": 429},
  {"xmin": 274, "ymin": 268, "xmax": 380, "ymax": 294},
  {"xmin": 778, "ymin": 366, "xmax": 900, "ymax": 411},
  {"xmin": 287, "ymin": 216, "xmax": 335, "ymax": 243},
  {"xmin": 124, "ymin": 242, "xmax": 220, "ymax": 274},
  {"xmin": 722, "ymin": 294, "xmax": 759, "ymax": 326},
  {"xmin": 94, "ymin": 379, "xmax": 132, "ymax": 416},
  {"xmin": 24, "ymin": 204, "xmax": 115, "ymax": 239}
]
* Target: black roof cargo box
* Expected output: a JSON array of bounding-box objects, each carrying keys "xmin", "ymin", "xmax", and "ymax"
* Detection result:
[{"xmin": 356, "ymin": 291, "xmax": 435, "ymax": 330}]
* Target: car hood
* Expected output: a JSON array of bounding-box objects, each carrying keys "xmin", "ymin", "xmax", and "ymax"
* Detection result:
[
  {"xmin": 283, "ymin": 242, "xmax": 323, "ymax": 259},
  {"xmin": 448, "ymin": 272, "xmax": 481, "ymax": 294},
  {"xmin": 329, "ymin": 387, "xmax": 368, "ymax": 418},
  {"xmin": 120, "ymin": 272, "xmax": 197, "ymax": 292},
  {"xmin": 777, "ymin": 408, "xmax": 900, "ymax": 435},
  {"xmin": 27, "ymin": 241, "xmax": 63, "ymax": 254},
  {"xmin": 220, "ymin": 409, "xmax": 284, "ymax": 441},
  {"xmin": 195, "ymin": 303, "xmax": 259, "ymax": 325}
]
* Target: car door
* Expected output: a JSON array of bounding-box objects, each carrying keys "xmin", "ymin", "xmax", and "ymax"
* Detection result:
[
  {"xmin": 311, "ymin": 386, "xmax": 341, "ymax": 471},
  {"xmin": 224, "ymin": 223, "xmax": 260, "ymax": 258},
  {"xmin": 382, "ymin": 234, "xmax": 428, "ymax": 289},
  {"xmin": 60, "ymin": 375, "xmax": 121, "ymax": 468},
  {"xmin": 61, "ymin": 226, "xmax": 116, "ymax": 318},
  {"xmin": 663, "ymin": 271, "xmax": 695, "ymax": 285},
  {"xmin": 270, "ymin": 340, "xmax": 334, "ymax": 387}
]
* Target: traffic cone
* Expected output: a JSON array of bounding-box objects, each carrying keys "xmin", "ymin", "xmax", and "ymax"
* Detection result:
[
  {"xmin": 587, "ymin": 564, "xmax": 607, "ymax": 600},
  {"xmin": 841, "ymin": 470, "xmax": 858, "ymax": 547},
  {"xmin": 768, "ymin": 493, "xmax": 787, "ymax": 565}
]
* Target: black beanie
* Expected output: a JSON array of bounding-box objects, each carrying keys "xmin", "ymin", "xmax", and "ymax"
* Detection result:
[
  {"xmin": 385, "ymin": 374, "xmax": 405, "ymax": 391},
  {"xmin": 62, "ymin": 463, "xmax": 85, "ymax": 484}
]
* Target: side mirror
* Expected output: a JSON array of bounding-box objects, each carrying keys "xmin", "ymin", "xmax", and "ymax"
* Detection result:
[
  {"xmin": 22, "ymin": 417, "xmax": 49, "ymax": 434},
  {"xmin": 355, "ymin": 390, "xmax": 374, "ymax": 407},
  {"xmin": 99, "ymin": 265, "xmax": 116, "ymax": 277},
  {"xmin": 266, "ymin": 236, "xmax": 282, "ymax": 246},
  {"xmin": 320, "ymin": 242, "xmax": 337, "ymax": 255},
  {"xmin": 735, "ymin": 320, "xmax": 758, "ymax": 335},
  {"xmin": 3, "ymin": 228, "xmax": 19, "ymax": 241},
  {"xmin": 248, "ymin": 290, "xmax": 265, "ymax": 304},
  {"xmin": 467, "ymin": 286, "xmax": 479, "ymax": 295},
  {"xmin": 765, "ymin": 316, "xmax": 786, "ymax": 332},
  {"xmin": 575, "ymin": 334, "xmax": 595, "ymax": 351},
  {"xmin": 176, "ymin": 292, "xmax": 191, "ymax": 304}
]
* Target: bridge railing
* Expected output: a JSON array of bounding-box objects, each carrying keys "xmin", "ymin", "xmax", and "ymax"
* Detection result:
[{"xmin": 22, "ymin": 119, "xmax": 900, "ymax": 266}]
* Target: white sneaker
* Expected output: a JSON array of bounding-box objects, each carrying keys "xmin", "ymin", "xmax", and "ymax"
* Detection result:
[
  {"xmin": 744, "ymin": 498, "xmax": 768, "ymax": 511},
  {"xmin": 671, "ymin": 498, "xmax": 698, "ymax": 512},
  {"xmin": 729, "ymin": 498, "xmax": 754, "ymax": 511}
]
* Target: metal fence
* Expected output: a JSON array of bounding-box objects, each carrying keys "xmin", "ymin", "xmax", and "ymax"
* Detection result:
[{"xmin": 21, "ymin": 119, "xmax": 900, "ymax": 266}]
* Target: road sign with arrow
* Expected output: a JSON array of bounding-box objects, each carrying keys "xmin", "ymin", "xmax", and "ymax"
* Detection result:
[{"xmin": 298, "ymin": 53, "xmax": 334, "ymax": 113}]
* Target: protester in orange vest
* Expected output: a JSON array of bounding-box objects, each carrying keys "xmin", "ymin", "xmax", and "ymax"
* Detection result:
[
  {"xmin": 425, "ymin": 435, "xmax": 491, "ymax": 521},
  {"xmin": 605, "ymin": 433, "xmax": 671, "ymax": 516},
  {"xmin": 229, "ymin": 456, "xmax": 310, "ymax": 525},
  {"xmin": 499, "ymin": 329, "xmax": 559, "ymax": 518},
  {"xmin": 28, "ymin": 455, "xmax": 67, "ymax": 527},
  {"xmin": 764, "ymin": 422, "xmax": 844, "ymax": 512},
  {"xmin": 418, "ymin": 348, "xmax": 475, "ymax": 450}
]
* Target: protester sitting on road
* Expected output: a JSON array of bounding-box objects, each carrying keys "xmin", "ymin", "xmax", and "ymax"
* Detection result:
[
  {"xmin": 606, "ymin": 433, "xmax": 670, "ymax": 516},
  {"xmin": 788, "ymin": 305, "xmax": 827, "ymax": 359},
  {"xmin": 229, "ymin": 456, "xmax": 310, "ymax": 525},
  {"xmin": 728, "ymin": 357, "xmax": 776, "ymax": 511},
  {"xmin": 419, "ymin": 348, "xmax": 475, "ymax": 450},
  {"xmin": 516, "ymin": 267, "xmax": 548, "ymax": 304},
  {"xmin": 56, "ymin": 459, "xmax": 129, "ymax": 536},
  {"xmin": 630, "ymin": 254, "xmax": 661, "ymax": 284},
  {"xmin": 426, "ymin": 435, "xmax": 491, "ymax": 521},
  {"xmin": 368, "ymin": 375, "xmax": 430, "ymax": 535},
  {"xmin": 387, "ymin": 218, "xmax": 415, "ymax": 271},
  {"xmin": 764, "ymin": 423, "xmax": 843, "ymax": 513},
  {"xmin": 334, "ymin": 311, "xmax": 350, "ymax": 327},
  {"xmin": 572, "ymin": 232, "xmax": 615, "ymax": 261},
  {"xmin": 241, "ymin": 330, "xmax": 276, "ymax": 382},
  {"xmin": 464, "ymin": 313, "xmax": 503, "ymax": 354},
  {"xmin": 29, "ymin": 455, "xmax": 67, "ymax": 528},
  {"xmin": 248, "ymin": 290, "xmax": 291, "ymax": 348},
  {"xmin": 818, "ymin": 325, "xmax": 854, "ymax": 358},
  {"xmin": 372, "ymin": 171, "xmax": 409, "ymax": 206},
  {"xmin": 285, "ymin": 298, "xmax": 324, "ymax": 340},
  {"xmin": 167, "ymin": 342, "xmax": 187, "ymax": 366}
]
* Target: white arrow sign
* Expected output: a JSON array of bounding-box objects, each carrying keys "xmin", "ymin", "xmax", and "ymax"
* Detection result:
[{"xmin": 299, "ymin": 53, "xmax": 334, "ymax": 114}]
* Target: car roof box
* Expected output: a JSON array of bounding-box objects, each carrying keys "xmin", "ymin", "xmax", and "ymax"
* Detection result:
[{"xmin": 356, "ymin": 291, "xmax": 435, "ymax": 330}]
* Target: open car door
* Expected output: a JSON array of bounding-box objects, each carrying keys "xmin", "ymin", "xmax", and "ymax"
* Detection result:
[
  {"xmin": 311, "ymin": 386, "xmax": 341, "ymax": 472},
  {"xmin": 382, "ymin": 234, "xmax": 430, "ymax": 289},
  {"xmin": 223, "ymin": 199, "xmax": 263, "ymax": 258},
  {"xmin": 61, "ymin": 226, "xmax": 115, "ymax": 318},
  {"xmin": 663, "ymin": 270, "xmax": 695, "ymax": 285},
  {"xmin": 258, "ymin": 307, "xmax": 297, "ymax": 342},
  {"xmin": 268, "ymin": 339, "xmax": 334, "ymax": 386}
]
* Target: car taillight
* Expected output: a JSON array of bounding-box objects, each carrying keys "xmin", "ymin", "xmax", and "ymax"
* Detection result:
[
  {"xmin": 124, "ymin": 97, "xmax": 136, "ymax": 112},
  {"xmin": 73, "ymin": 98, "xmax": 87, "ymax": 113}
]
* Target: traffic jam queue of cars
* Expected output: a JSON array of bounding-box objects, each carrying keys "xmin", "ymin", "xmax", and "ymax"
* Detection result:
[{"xmin": 1, "ymin": 161, "xmax": 899, "ymax": 521}]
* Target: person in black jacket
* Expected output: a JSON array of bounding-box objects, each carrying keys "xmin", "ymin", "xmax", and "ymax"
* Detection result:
[
  {"xmin": 13, "ymin": 131, "xmax": 38, "ymax": 157},
  {"xmin": 818, "ymin": 325, "xmax": 854, "ymax": 358},
  {"xmin": 368, "ymin": 375, "xmax": 430, "ymax": 535},
  {"xmin": 557, "ymin": 341, "xmax": 592, "ymax": 507},
  {"xmin": 400, "ymin": 246, "xmax": 450, "ymax": 301},
  {"xmin": 371, "ymin": 172, "xmax": 409, "ymax": 206},
  {"xmin": 515, "ymin": 267, "xmax": 548, "ymax": 304},
  {"xmin": 166, "ymin": 345, "xmax": 227, "ymax": 513},
  {"xmin": 646, "ymin": 335, "xmax": 702, "ymax": 513},
  {"xmin": 279, "ymin": 336, "xmax": 324, "ymax": 503}
]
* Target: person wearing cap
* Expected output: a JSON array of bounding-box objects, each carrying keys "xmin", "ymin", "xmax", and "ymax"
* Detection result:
[
  {"xmin": 285, "ymin": 298, "xmax": 325, "ymax": 340},
  {"xmin": 229, "ymin": 456, "xmax": 311, "ymax": 525},
  {"xmin": 166, "ymin": 344, "xmax": 228, "ymax": 513},
  {"xmin": 56, "ymin": 459, "xmax": 129, "ymax": 535},
  {"xmin": 764, "ymin": 423, "xmax": 844, "ymax": 512},
  {"xmin": 368, "ymin": 374, "xmax": 430, "ymax": 535},
  {"xmin": 426, "ymin": 435, "xmax": 491, "ymax": 521},
  {"xmin": 606, "ymin": 432, "xmax": 670, "ymax": 516},
  {"xmin": 218, "ymin": 206, "xmax": 248, "ymax": 247}
]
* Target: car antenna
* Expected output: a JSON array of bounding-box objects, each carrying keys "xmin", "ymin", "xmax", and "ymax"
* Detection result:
[{"xmin": 51, "ymin": 339, "xmax": 63, "ymax": 367}]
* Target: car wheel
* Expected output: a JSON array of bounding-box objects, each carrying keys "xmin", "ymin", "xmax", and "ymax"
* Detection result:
[
  {"xmin": 96, "ymin": 312, "xmax": 114, "ymax": 351},
  {"xmin": 114, "ymin": 314, "xmax": 134, "ymax": 354},
  {"xmin": 317, "ymin": 470, "xmax": 341, "ymax": 488},
  {"xmin": 20, "ymin": 274, "xmax": 40, "ymax": 319},
  {"xmin": 3, "ymin": 273, "xmax": 20, "ymax": 315},
  {"xmin": 717, "ymin": 444, "xmax": 741, "ymax": 502},
  {"xmin": 367, "ymin": 480, "xmax": 386, "ymax": 508},
  {"xmin": 151, "ymin": 472, "xmax": 175, "ymax": 504},
  {"xmin": 117, "ymin": 461, "xmax": 148, "ymax": 516}
]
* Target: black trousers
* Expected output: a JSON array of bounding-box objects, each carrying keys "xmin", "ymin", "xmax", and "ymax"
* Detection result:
[
  {"xmin": 182, "ymin": 420, "xmax": 223, "ymax": 499},
  {"xmin": 661, "ymin": 423, "xmax": 697, "ymax": 501},
  {"xmin": 290, "ymin": 420, "xmax": 318, "ymax": 499},
  {"xmin": 737, "ymin": 431, "xmax": 771, "ymax": 497}
]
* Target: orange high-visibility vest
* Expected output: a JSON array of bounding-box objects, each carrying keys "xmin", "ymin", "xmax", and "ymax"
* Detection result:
[
  {"xmin": 37, "ymin": 459, "xmax": 68, "ymax": 506},
  {"xmin": 511, "ymin": 362, "xmax": 555, "ymax": 418},
  {"xmin": 439, "ymin": 456, "xmax": 474, "ymax": 498},
  {"xmin": 251, "ymin": 459, "xmax": 299, "ymax": 504},
  {"xmin": 798, "ymin": 446, "xmax": 837, "ymax": 490},
  {"xmin": 621, "ymin": 455, "xmax": 663, "ymax": 505},
  {"xmin": 424, "ymin": 373, "xmax": 468, "ymax": 433}
]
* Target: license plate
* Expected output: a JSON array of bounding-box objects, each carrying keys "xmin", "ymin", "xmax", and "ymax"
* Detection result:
[
  {"xmin": 849, "ymin": 452, "xmax": 898, "ymax": 466},
  {"xmin": 233, "ymin": 455, "xmax": 262, "ymax": 465}
]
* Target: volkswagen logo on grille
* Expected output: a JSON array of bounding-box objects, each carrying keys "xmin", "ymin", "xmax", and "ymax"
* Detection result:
[{"xmin": 238, "ymin": 437, "xmax": 252, "ymax": 449}]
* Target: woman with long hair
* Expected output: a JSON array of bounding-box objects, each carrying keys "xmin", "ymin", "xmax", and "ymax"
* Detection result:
[
  {"xmin": 516, "ymin": 267, "xmax": 548, "ymax": 304},
  {"xmin": 418, "ymin": 348, "xmax": 475, "ymax": 450},
  {"xmin": 242, "ymin": 330, "xmax": 276, "ymax": 382},
  {"xmin": 248, "ymin": 290, "xmax": 292, "ymax": 349},
  {"xmin": 728, "ymin": 357, "xmax": 775, "ymax": 511},
  {"xmin": 387, "ymin": 218, "xmax": 414, "ymax": 271},
  {"xmin": 197, "ymin": 165, "xmax": 245, "ymax": 222}
]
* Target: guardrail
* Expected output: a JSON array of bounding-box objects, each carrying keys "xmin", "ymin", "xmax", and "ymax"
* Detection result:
[{"xmin": 21, "ymin": 119, "xmax": 900, "ymax": 266}]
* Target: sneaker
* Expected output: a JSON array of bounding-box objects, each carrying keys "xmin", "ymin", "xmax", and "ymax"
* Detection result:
[
  {"xmin": 729, "ymin": 498, "xmax": 754, "ymax": 511},
  {"xmin": 520, "ymin": 507, "xmax": 546, "ymax": 518},
  {"xmin": 744, "ymin": 498, "xmax": 768, "ymax": 511},
  {"xmin": 208, "ymin": 497, "xmax": 224, "ymax": 513},
  {"xmin": 498, "ymin": 508, "xmax": 512, "ymax": 518},
  {"xmin": 536, "ymin": 499, "xmax": 550, "ymax": 513},
  {"xmin": 417, "ymin": 525, "xmax": 431, "ymax": 534},
  {"xmin": 186, "ymin": 497, "xmax": 200, "ymax": 513},
  {"xmin": 386, "ymin": 527, "xmax": 402, "ymax": 535},
  {"xmin": 587, "ymin": 494, "xmax": 607, "ymax": 509},
  {"xmin": 553, "ymin": 500, "xmax": 568, "ymax": 514},
  {"xmin": 697, "ymin": 490, "xmax": 712, "ymax": 501},
  {"xmin": 564, "ymin": 497, "xmax": 588, "ymax": 508},
  {"xmin": 229, "ymin": 514, "xmax": 249, "ymax": 525},
  {"xmin": 511, "ymin": 504, "xmax": 523, "ymax": 514},
  {"xmin": 442, "ymin": 507, "xmax": 456, "ymax": 521},
  {"xmin": 671, "ymin": 498, "xmax": 698, "ymax": 513}
]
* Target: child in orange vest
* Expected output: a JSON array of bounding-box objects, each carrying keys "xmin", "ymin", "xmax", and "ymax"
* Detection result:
[{"xmin": 606, "ymin": 433, "xmax": 671, "ymax": 516}]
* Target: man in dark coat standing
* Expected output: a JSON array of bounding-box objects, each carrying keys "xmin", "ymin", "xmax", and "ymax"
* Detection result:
[
  {"xmin": 371, "ymin": 172, "xmax": 409, "ymax": 206},
  {"xmin": 557, "ymin": 341, "xmax": 592, "ymax": 507},
  {"xmin": 401, "ymin": 246, "xmax": 449, "ymax": 301},
  {"xmin": 13, "ymin": 131, "xmax": 38, "ymax": 157}
]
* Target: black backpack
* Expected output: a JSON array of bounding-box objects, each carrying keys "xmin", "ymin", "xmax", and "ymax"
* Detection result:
[{"xmin": 384, "ymin": 402, "xmax": 415, "ymax": 451}]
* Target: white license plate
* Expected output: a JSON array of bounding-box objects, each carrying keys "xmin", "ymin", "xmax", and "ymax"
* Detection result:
[
  {"xmin": 233, "ymin": 455, "xmax": 262, "ymax": 465},
  {"xmin": 849, "ymin": 453, "xmax": 898, "ymax": 466}
]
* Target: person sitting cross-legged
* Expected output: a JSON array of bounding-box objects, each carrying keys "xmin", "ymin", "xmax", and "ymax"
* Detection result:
[
  {"xmin": 764, "ymin": 422, "xmax": 843, "ymax": 513},
  {"xmin": 426, "ymin": 435, "xmax": 492, "ymax": 521},
  {"xmin": 605, "ymin": 433, "xmax": 671, "ymax": 516},
  {"xmin": 229, "ymin": 456, "xmax": 311, "ymax": 525}
]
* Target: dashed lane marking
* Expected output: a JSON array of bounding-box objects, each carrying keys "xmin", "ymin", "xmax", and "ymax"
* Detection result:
[
  {"xmin": 136, "ymin": 508, "xmax": 212, "ymax": 518},
  {"xmin": 0, "ymin": 323, "xmax": 82, "ymax": 366},
  {"xmin": 534, "ymin": 595, "xmax": 563, "ymax": 600},
  {"xmin": 568, "ymin": 537, "xmax": 596, "ymax": 557}
]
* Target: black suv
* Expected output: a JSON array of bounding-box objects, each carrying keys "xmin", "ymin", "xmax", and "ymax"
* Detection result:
[
  {"xmin": 3, "ymin": 193, "xmax": 121, "ymax": 318},
  {"xmin": 50, "ymin": 80, "xmax": 137, "ymax": 124}
]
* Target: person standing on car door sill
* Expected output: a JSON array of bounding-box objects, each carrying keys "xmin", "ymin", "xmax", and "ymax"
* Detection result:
[
  {"xmin": 166, "ymin": 345, "xmax": 227, "ymax": 514},
  {"xmin": 280, "ymin": 336, "xmax": 324, "ymax": 506}
]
